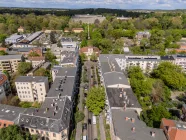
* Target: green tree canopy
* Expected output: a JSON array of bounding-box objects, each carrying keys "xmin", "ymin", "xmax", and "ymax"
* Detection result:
[
  {"xmin": 50, "ymin": 31, "xmax": 57, "ymax": 44},
  {"xmin": 18, "ymin": 62, "xmax": 32, "ymax": 75},
  {"xmin": 152, "ymin": 62, "xmax": 186, "ymax": 90},
  {"xmin": 45, "ymin": 50, "xmax": 56, "ymax": 62},
  {"xmin": 0, "ymin": 125, "xmax": 38, "ymax": 140},
  {"xmin": 86, "ymin": 86, "xmax": 105, "ymax": 115},
  {"xmin": 28, "ymin": 51, "xmax": 40, "ymax": 57},
  {"xmin": 0, "ymin": 50, "xmax": 8, "ymax": 55}
]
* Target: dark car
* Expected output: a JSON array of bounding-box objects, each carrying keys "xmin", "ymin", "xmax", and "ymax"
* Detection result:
[
  {"xmin": 82, "ymin": 123, "xmax": 87, "ymax": 130},
  {"xmin": 93, "ymin": 81, "xmax": 97, "ymax": 85},
  {"xmin": 88, "ymin": 119, "xmax": 91, "ymax": 124}
]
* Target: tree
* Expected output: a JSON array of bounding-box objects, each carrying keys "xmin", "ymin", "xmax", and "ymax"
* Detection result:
[
  {"xmin": 152, "ymin": 62, "xmax": 186, "ymax": 90},
  {"xmin": 0, "ymin": 34, "xmax": 6, "ymax": 43},
  {"xmin": 50, "ymin": 31, "xmax": 57, "ymax": 44},
  {"xmin": 3, "ymin": 70, "xmax": 10, "ymax": 80},
  {"xmin": 45, "ymin": 50, "xmax": 56, "ymax": 62},
  {"xmin": 86, "ymin": 86, "xmax": 105, "ymax": 115},
  {"xmin": 141, "ymin": 105, "xmax": 171, "ymax": 128},
  {"xmin": 34, "ymin": 68, "xmax": 52, "ymax": 82},
  {"xmin": 75, "ymin": 111, "xmax": 85, "ymax": 123},
  {"xmin": 90, "ymin": 52, "xmax": 97, "ymax": 62},
  {"xmin": 0, "ymin": 125, "xmax": 38, "ymax": 140},
  {"xmin": 18, "ymin": 62, "xmax": 32, "ymax": 75},
  {"xmin": 80, "ymin": 53, "xmax": 87, "ymax": 63},
  {"xmin": 0, "ymin": 50, "xmax": 8, "ymax": 55},
  {"xmin": 57, "ymin": 40, "xmax": 62, "ymax": 47},
  {"xmin": 28, "ymin": 51, "xmax": 40, "ymax": 57}
]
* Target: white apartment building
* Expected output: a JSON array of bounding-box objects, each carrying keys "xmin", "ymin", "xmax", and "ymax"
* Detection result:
[
  {"xmin": 0, "ymin": 55, "xmax": 23, "ymax": 73},
  {"xmin": 173, "ymin": 55, "xmax": 186, "ymax": 71},
  {"xmin": 114, "ymin": 55, "xmax": 161, "ymax": 72},
  {"xmin": 26, "ymin": 57, "xmax": 45, "ymax": 68},
  {"xmin": 15, "ymin": 76, "xmax": 49, "ymax": 102}
]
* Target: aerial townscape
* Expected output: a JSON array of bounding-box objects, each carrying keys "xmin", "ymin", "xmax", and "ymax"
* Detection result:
[{"xmin": 1, "ymin": 2, "xmax": 186, "ymax": 140}]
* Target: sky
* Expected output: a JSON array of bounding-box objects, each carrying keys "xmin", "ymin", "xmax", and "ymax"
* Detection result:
[{"xmin": 0, "ymin": 0, "xmax": 186, "ymax": 10}]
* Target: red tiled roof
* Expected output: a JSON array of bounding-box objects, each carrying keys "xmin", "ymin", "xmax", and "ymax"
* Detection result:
[
  {"xmin": 28, "ymin": 48, "xmax": 43, "ymax": 56},
  {"xmin": 28, "ymin": 56, "xmax": 45, "ymax": 61},
  {"xmin": 162, "ymin": 118, "xmax": 176, "ymax": 127},
  {"xmin": 80, "ymin": 46, "xmax": 100, "ymax": 53},
  {"xmin": 168, "ymin": 127, "xmax": 186, "ymax": 140},
  {"xmin": 72, "ymin": 28, "xmax": 84, "ymax": 31},
  {"xmin": 0, "ymin": 74, "xmax": 7, "ymax": 86},
  {"xmin": 0, "ymin": 47, "xmax": 7, "ymax": 51}
]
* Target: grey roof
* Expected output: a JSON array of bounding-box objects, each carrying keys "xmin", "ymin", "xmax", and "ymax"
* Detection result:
[
  {"xmin": 106, "ymin": 88, "xmax": 141, "ymax": 108},
  {"xmin": 25, "ymin": 31, "xmax": 43, "ymax": 42},
  {"xmin": 99, "ymin": 54, "xmax": 124, "ymax": 63},
  {"xmin": 46, "ymin": 77, "xmax": 75, "ymax": 97},
  {"xmin": 0, "ymin": 104, "xmax": 26, "ymax": 122},
  {"xmin": 0, "ymin": 55, "xmax": 23, "ymax": 60},
  {"xmin": 52, "ymin": 67, "xmax": 77, "ymax": 77},
  {"xmin": 103, "ymin": 72, "xmax": 130, "ymax": 87},
  {"xmin": 12, "ymin": 47, "xmax": 33, "ymax": 52},
  {"xmin": 61, "ymin": 57, "xmax": 75, "ymax": 64},
  {"xmin": 161, "ymin": 56, "xmax": 175, "ymax": 60},
  {"xmin": 6, "ymin": 34, "xmax": 23, "ymax": 40},
  {"xmin": 18, "ymin": 96, "xmax": 71, "ymax": 133},
  {"xmin": 112, "ymin": 109, "xmax": 166, "ymax": 140},
  {"xmin": 15, "ymin": 76, "xmax": 48, "ymax": 83},
  {"xmin": 61, "ymin": 37, "xmax": 73, "ymax": 42},
  {"xmin": 41, "ymin": 62, "xmax": 51, "ymax": 69}
]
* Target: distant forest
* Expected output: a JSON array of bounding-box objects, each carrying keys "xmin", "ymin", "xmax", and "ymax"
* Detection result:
[{"xmin": 0, "ymin": 8, "xmax": 148, "ymax": 17}]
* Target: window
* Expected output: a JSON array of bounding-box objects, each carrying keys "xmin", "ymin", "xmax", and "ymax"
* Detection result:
[
  {"xmin": 0, "ymin": 123, "xmax": 1, "ymax": 126},
  {"xmin": 46, "ymin": 132, "xmax": 49, "ymax": 136},
  {"xmin": 40, "ymin": 131, "xmax": 43, "ymax": 134},
  {"xmin": 31, "ymin": 129, "xmax": 34, "ymax": 132},
  {"xmin": 40, "ymin": 88, "xmax": 42, "ymax": 91},
  {"xmin": 53, "ymin": 133, "xmax": 56, "ymax": 137},
  {"xmin": 27, "ymin": 87, "xmax": 29, "ymax": 89},
  {"xmin": 41, "ymin": 93, "xmax": 43, "ymax": 95},
  {"xmin": 4, "ymin": 124, "xmax": 6, "ymax": 127}
]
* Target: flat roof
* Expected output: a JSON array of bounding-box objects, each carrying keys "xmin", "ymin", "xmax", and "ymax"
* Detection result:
[
  {"xmin": 15, "ymin": 76, "xmax": 48, "ymax": 83},
  {"xmin": 0, "ymin": 55, "xmax": 22, "ymax": 60},
  {"xmin": 112, "ymin": 109, "xmax": 166, "ymax": 140},
  {"xmin": 0, "ymin": 105, "xmax": 26, "ymax": 122},
  {"xmin": 46, "ymin": 77, "xmax": 75, "ymax": 97},
  {"xmin": 52, "ymin": 67, "xmax": 77, "ymax": 77},
  {"xmin": 107, "ymin": 88, "xmax": 141, "ymax": 108},
  {"xmin": 6, "ymin": 34, "xmax": 23, "ymax": 40}
]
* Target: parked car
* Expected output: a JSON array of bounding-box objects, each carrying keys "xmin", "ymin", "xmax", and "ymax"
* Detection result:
[{"xmin": 82, "ymin": 123, "xmax": 87, "ymax": 130}]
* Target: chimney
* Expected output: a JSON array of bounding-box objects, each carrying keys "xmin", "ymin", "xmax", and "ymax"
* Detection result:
[
  {"xmin": 120, "ymin": 93, "xmax": 122, "ymax": 98},
  {"xmin": 53, "ymin": 112, "xmax": 56, "ymax": 116},
  {"xmin": 151, "ymin": 132, "xmax": 155, "ymax": 137},
  {"xmin": 123, "ymin": 91, "xmax": 126, "ymax": 96},
  {"xmin": 125, "ymin": 117, "xmax": 129, "ymax": 121},
  {"xmin": 132, "ymin": 127, "xmax": 135, "ymax": 132},
  {"xmin": 55, "ymin": 106, "xmax": 58, "ymax": 111},
  {"xmin": 46, "ymin": 108, "xmax": 49, "ymax": 112},
  {"xmin": 131, "ymin": 118, "xmax": 135, "ymax": 123},
  {"xmin": 51, "ymin": 103, "xmax": 53, "ymax": 107},
  {"xmin": 127, "ymin": 99, "xmax": 130, "ymax": 104},
  {"xmin": 125, "ymin": 96, "xmax": 128, "ymax": 100},
  {"xmin": 123, "ymin": 103, "xmax": 127, "ymax": 111},
  {"xmin": 122, "ymin": 88, "xmax": 124, "ymax": 91}
]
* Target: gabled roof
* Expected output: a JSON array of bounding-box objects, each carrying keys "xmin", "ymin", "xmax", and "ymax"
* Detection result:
[
  {"xmin": 0, "ymin": 74, "xmax": 8, "ymax": 86},
  {"xmin": 80, "ymin": 46, "xmax": 100, "ymax": 53}
]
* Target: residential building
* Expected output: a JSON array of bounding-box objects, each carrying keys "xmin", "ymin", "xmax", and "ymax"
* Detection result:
[
  {"xmin": 0, "ymin": 105, "xmax": 26, "ymax": 129},
  {"xmin": 15, "ymin": 76, "xmax": 49, "ymax": 102},
  {"xmin": 60, "ymin": 51, "xmax": 79, "ymax": 67},
  {"xmin": 117, "ymin": 16, "xmax": 132, "ymax": 20},
  {"xmin": 98, "ymin": 54, "xmax": 166, "ymax": 140},
  {"xmin": 160, "ymin": 118, "xmax": 186, "ymax": 140},
  {"xmin": 61, "ymin": 37, "xmax": 79, "ymax": 51},
  {"xmin": 79, "ymin": 46, "xmax": 100, "ymax": 59},
  {"xmin": 5, "ymin": 34, "xmax": 24, "ymax": 44},
  {"xmin": 173, "ymin": 55, "xmax": 186, "ymax": 71},
  {"xmin": 0, "ymin": 55, "xmax": 24, "ymax": 73},
  {"xmin": 71, "ymin": 14, "xmax": 106, "ymax": 24},
  {"xmin": 18, "ymin": 26, "xmax": 24, "ymax": 33},
  {"xmin": 26, "ymin": 56, "xmax": 45, "ymax": 68},
  {"xmin": 0, "ymin": 73, "xmax": 11, "ymax": 101},
  {"xmin": 72, "ymin": 28, "xmax": 84, "ymax": 33},
  {"xmin": 0, "ymin": 47, "xmax": 9, "ymax": 52},
  {"xmin": 64, "ymin": 28, "xmax": 70, "ymax": 33},
  {"xmin": 123, "ymin": 47, "xmax": 130, "ymax": 53},
  {"xmin": 136, "ymin": 31, "xmax": 151, "ymax": 45},
  {"xmin": 28, "ymin": 47, "xmax": 43, "ymax": 56},
  {"xmin": 18, "ymin": 96, "xmax": 72, "ymax": 140},
  {"xmin": 10, "ymin": 47, "xmax": 36, "ymax": 56}
]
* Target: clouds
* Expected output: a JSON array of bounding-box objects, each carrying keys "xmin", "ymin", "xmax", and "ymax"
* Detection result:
[{"xmin": 0, "ymin": 0, "xmax": 186, "ymax": 9}]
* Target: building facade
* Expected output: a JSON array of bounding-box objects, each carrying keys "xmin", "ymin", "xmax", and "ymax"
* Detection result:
[
  {"xmin": 0, "ymin": 55, "xmax": 23, "ymax": 73},
  {"xmin": 15, "ymin": 76, "xmax": 49, "ymax": 102},
  {"xmin": 0, "ymin": 74, "xmax": 11, "ymax": 101}
]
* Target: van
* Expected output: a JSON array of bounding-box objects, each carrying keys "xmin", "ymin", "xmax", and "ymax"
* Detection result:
[
  {"xmin": 92, "ymin": 115, "xmax": 96, "ymax": 124},
  {"xmin": 83, "ymin": 135, "xmax": 87, "ymax": 140}
]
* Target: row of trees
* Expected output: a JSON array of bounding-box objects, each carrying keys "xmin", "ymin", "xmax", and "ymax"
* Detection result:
[{"xmin": 128, "ymin": 62, "xmax": 186, "ymax": 127}]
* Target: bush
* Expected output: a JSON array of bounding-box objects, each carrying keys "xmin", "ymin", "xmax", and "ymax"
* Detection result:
[{"xmin": 75, "ymin": 111, "xmax": 85, "ymax": 123}]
